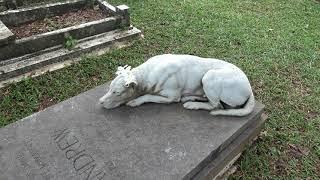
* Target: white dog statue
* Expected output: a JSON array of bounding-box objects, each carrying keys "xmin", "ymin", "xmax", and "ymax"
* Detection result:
[{"xmin": 99, "ymin": 54, "xmax": 255, "ymax": 116}]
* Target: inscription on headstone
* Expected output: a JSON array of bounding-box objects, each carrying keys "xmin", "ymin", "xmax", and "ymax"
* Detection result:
[{"xmin": 51, "ymin": 128, "xmax": 106, "ymax": 180}]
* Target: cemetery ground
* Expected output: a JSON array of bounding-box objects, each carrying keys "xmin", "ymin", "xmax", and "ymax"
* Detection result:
[{"xmin": 0, "ymin": 0, "xmax": 319, "ymax": 179}]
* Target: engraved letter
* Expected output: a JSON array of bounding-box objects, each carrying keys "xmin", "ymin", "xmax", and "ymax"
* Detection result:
[
  {"xmin": 90, "ymin": 170, "xmax": 106, "ymax": 180},
  {"xmin": 79, "ymin": 163, "xmax": 106, "ymax": 180},
  {"xmin": 65, "ymin": 147, "xmax": 85, "ymax": 160},
  {"xmin": 79, "ymin": 163, "xmax": 95, "ymax": 180},
  {"xmin": 51, "ymin": 128, "xmax": 69, "ymax": 141},
  {"xmin": 73, "ymin": 154, "xmax": 94, "ymax": 172},
  {"xmin": 57, "ymin": 135, "xmax": 79, "ymax": 151}
]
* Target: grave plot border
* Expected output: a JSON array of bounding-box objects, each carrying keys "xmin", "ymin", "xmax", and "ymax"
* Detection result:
[{"xmin": 0, "ymin": 0, "xmax": 141, "ymax": 87}]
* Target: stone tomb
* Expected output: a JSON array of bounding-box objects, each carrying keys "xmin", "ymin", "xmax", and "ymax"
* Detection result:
[
  {"xmin": 0, "ymin": 83, "xmax": 265, "ymax": 180},
  {"xmin": 0, "ymin": 0, "xmax": 141, "ymax": 86}
]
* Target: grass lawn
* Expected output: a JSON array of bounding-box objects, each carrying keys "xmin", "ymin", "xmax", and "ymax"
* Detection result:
[{"xmin": 1, "ymin": 0, "xmax": 320, "ymax": 178}]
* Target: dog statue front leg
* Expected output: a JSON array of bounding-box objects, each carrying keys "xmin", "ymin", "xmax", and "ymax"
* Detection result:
[
  {"xmin": 126, "ymin": 94, "xmax": 179, "ymax": 107},
  {"xmin": 181, "ymin": 96, "xmax": 208, "ymax": 103},
  {"xmin": 183, "ymin": 102, "xmax": 214, "ymax": 110}
]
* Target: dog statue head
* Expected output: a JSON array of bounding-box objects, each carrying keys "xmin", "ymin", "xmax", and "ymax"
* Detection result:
[{"xmin": 99, "ymin": 65, "xmax": 138, "ymax": 109}]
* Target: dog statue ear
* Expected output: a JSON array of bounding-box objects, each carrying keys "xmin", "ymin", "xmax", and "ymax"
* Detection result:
[
  {"xmin": 122, "ymin": 65, "xmax": 137, "ymax": 88},
  {"xmin": 116, "ymin": 66, "xmax": 125, "ymax": 75},
  {"xmin": 116, "ymin": 65, "xmax": 131, "ymax": 76},
  {"xmin": 125, "ymin": 79, "xmax": 137, "ymax": 88},
  {"xmin": 124, "ymin": 65, "xmax": 131, "ymax": 71}
]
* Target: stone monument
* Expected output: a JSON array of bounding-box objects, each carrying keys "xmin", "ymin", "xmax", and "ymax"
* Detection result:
[{"xmin": 0, "ymin": 0, "xmax": 141, "ymax": 87}]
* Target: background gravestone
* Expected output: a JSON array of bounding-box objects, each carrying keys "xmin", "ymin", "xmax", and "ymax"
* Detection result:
[{"xmin": 0, "ymin": 0, "xmax": 141, "ymax": 87}]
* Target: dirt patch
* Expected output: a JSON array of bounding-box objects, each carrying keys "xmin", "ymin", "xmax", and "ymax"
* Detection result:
[
  {"xmin": 37, "ymin": 96, "xmax": 57, "ymax": 111},
  {"xmin": 291, "ymin": 78, "xmax": 311, "ymax": 97},
  {"xmin": 287, "ymin": 144, "xmax": 310, "ymax": 159},
  {"xmin": 316, "ymin": 163, "xmax": 320, "ymax": 176},
  {"xmin": 273, "ymin": 158, "xmax": 289, "ymax": 176},
  {"xmin": 306, "ymin": 111, "xmax": 319, "ymax": 121},
  {"xmin": 8, "ymin": 6, "xmax": 110, "ymax": 39},
  {"xmin": 286, "ymin": 70, "xmax": 318, "ymax": 121}
]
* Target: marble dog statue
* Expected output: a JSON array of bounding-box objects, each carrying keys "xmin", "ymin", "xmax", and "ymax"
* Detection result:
[{"xmin": 99, "ymin": 54, "xmax": 255, "ymax": 116}]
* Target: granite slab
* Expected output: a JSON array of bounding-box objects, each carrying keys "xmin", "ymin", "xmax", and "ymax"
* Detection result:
[{"xmin": 0, "ymin": 83, "xmax": 264, "ymax": 180}]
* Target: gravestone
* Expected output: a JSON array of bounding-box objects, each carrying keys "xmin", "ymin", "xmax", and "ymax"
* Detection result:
[{"xmin": 0, "ymin": 83, "xmax": 265, "ymax": 180}]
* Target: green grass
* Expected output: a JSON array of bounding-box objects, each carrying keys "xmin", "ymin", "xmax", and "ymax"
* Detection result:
[{"xmin": 1, "ymin": 0, "xmax": 320, "ymax": 178}]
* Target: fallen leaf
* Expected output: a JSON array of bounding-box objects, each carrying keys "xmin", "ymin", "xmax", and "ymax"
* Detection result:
[{"xmin": 288, "ymin": 144, "xmax": 310, "ymax": 158}]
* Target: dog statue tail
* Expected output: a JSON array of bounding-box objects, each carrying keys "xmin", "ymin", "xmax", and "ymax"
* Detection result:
[{"xmin": 210, "ymin": 93, "xmax": 255, "ymax": 116}]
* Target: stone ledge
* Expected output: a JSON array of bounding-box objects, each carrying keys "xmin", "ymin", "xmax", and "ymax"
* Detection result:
[
  {"xmin": 194, "ymin": 113, "xmax": 267, "ymax": 179},
  {"xmin": 0, "ymin": 27, "xmax": 141, "ymax": 82},
  {"xmin": 0, "ymin": 0, "xmax": 88, "ymax": 26}
]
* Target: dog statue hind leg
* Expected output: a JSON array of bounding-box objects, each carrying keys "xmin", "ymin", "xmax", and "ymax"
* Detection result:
[{"xmin": 201, "ymin": 68, "xmax": 255, "ymax": 116}]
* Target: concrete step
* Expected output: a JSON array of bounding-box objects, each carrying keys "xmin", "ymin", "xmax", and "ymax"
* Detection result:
[{"xmin": 0, "ymin": 27, "xmax": 141, "ymax": 86}]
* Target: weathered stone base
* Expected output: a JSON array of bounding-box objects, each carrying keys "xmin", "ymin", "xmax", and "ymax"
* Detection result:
[{"xmin": 0, "ymin": 83, "xmax": 265, "ymax": 179}]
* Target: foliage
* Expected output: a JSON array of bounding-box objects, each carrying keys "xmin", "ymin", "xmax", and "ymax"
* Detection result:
[{"xmin": 64, "ymin": 34, "xmax": 77, "ymax": 50}]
